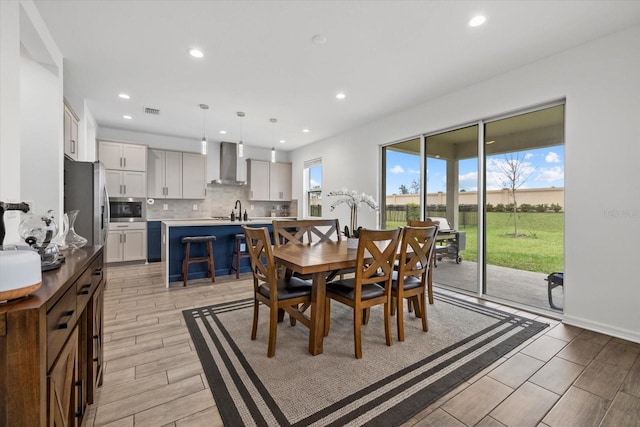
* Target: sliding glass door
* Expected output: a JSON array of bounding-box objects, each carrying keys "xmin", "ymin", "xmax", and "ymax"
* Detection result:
[
  {"xmin": 380, "ymin": 103, "xmax": 565, "ymax": 313},
  {"xmin": 484, "ymin": 105, "xmax": 565, "ymax": 311},
  {"xmin": 425, "ymin": 125, "xmax": 478, "ymax": 294}
]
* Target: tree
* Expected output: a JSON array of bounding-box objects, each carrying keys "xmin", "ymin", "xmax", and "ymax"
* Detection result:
[
  {"xmin": 398, "ymin": 184, "xmax": 409, "ymax": 194},
  {"xmin": 410, "ymin": 178, "xmax": 420, "ymax": 194},
  {"xmin": 495, "ymin": 153, "xmax": 534, "ymax": 237}
]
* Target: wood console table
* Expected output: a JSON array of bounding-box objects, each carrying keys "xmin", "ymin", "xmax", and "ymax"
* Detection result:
[{"xmin": 0, "ymin": 246, "xmax": 105, "ymax": 426}]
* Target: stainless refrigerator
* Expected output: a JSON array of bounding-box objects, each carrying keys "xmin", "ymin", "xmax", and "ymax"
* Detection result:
[{"xmin": 64, "ymin": 158, "xmax": 110, "ymax": 246}]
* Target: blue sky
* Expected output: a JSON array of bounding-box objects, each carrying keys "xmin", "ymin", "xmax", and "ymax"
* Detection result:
[{"xmin": 386, "ymin": 145, "xmax": 564, "ymax": 195}]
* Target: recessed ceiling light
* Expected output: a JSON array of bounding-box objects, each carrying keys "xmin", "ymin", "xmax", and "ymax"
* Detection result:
[
  {"xmin": 336, "ymin": 92, "xmax": 346, "ymax": 100},
  {"xmin": 219, "ymin": 130, "xmax": 227, "ymax": 134},
  {"xmin": 468, "ymin": 15, "xmax": 486, "ymax": 27},
  {"xmin": 311, "ymin": 34, "xmax": 327, "ymax": 45},
  {"xmin": 123, "ymin": 115, "xmax": 132, "ymax": 120},
  {"xmin": 302, "ymin": 128, "xmax": 310, "ymax": 133},
  {"xmin": 118, "ymin": 93, "xmax": 130, "ymax": 100},
  {"xmin": 188, "ymin": 48, "xmax": 204, "ymax": 58},
  {"xmin": 279, "ymin": 139, "xmax": 286, "ymax": 144}
]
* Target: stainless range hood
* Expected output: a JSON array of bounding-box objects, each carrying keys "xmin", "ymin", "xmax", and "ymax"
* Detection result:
[{"xmin": 212, "ymin": 141, "xmax": 246, "ymax": 185}]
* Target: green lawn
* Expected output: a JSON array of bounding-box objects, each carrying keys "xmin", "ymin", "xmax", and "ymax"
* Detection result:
[{"xmin": 387, "ymin": 212, "xmax": 564, "ymax": 274}]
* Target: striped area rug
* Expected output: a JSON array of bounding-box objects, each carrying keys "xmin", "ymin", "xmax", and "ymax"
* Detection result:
[{"xmin": 183, "ymin": 294, "xmax": 548, "ymax": 427}]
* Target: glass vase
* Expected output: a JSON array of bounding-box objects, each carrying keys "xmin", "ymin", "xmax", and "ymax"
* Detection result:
[
  {"xmin": 51, "ymin": 213, "xmax": 69, "ymax": 250},
  {"xmin": 65, "ymin": 210, "xmax": 88, "ymax": 249}
]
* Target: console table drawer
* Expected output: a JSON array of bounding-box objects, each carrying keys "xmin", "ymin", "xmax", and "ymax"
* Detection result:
[{"xmin": 46, "ymin": 284, "xmax": 77, "ymax": 370}]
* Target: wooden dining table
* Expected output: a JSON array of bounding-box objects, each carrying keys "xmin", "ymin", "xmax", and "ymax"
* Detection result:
[{"xmin": 273, "ymin": 240, "xmax": 361, "ymax": 355}]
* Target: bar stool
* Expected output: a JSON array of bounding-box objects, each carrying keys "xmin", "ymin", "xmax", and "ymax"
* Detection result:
[
  {"xmin": 229, "ymin": 233, "xmax": 250, "ymax": 279},
  {"xmin": 181, "ymin": 235, "xmax": 216, "ymax": 286}
]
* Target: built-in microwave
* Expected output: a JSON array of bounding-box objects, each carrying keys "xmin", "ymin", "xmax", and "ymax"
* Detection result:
[{"xmin": 109, "ymin": 198, "xmax": 146, "ymax": 222}]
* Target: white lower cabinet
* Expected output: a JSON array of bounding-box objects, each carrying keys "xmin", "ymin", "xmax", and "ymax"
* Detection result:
[{"xmin": 106, "ymin": 222, "xmax": 147, "ymax": 263}]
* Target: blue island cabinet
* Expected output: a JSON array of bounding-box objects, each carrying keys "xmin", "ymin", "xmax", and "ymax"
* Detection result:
[{"xmin": 161, "ymin": 220, "xmax": 275, "ymax": 286}]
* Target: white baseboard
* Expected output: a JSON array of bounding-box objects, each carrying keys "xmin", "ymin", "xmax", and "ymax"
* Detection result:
[{"xmin": 562, "ymin": 315, "xmax": 640, "ymax": 344}]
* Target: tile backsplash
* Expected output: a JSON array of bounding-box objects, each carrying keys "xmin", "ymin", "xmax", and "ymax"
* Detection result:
[{"xmin": 146, "ymin": 183, "xmax": 297, "ymax": 220}]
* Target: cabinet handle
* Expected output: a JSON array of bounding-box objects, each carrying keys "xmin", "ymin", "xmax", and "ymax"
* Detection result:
[
  {"xmin": 78, "ymin": 283, "xmax": 91, "ymax": 295},
  {"xmin": 93, "ymin": 357, "xmax": 99, "ymax": 362},
  {"xmin": 93, "ymin": 268, "xmax": 102, "ymax": 275},
  {"xmin": 123, "ymin": 184, "xmax": 126, "ymax": 194},
  {"xmin": 75, "ymin": 380, "xmax": 83, "ymax": 418},
  {"xmin": 123, "ymin": 233, "xmax": 127, "ymax": 243},
  {"xmin": 124, "ymin": 157, "xmax": 127, "ymax": 168},
  {"xmin": 120, "ymin": 157, "xmax": 123, "ymax": 168},
  {"xmin": 57, "ymin": 310, "xmax": 74, "ymax": 329}
]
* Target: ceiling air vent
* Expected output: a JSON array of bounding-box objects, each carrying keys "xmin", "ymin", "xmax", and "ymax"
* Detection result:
[{"xmin": 143, "ymin": 107, "xmax": 160, "ymax": 115}]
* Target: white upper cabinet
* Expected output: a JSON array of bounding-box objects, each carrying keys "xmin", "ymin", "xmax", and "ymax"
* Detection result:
[
  {"xmin": 63, "ymin": 100, "xmax": 79, "ymax": 160},
  {"xmin": 182, "ymin": 153, "xmax": 206, "ymax": 199},
  {"xmin": 105, "ymin": 170, "xmax": 146, "ymax": 198},
  {"xmin": 248, "ymin": 159, "xmax": 291, "ymax": 201},
  {"xmin": 147, "ymin": 149, "xmax": 182, "ymax": 199},
  {"xmin": 269, "ymin": 162, "xmax": 292, "ymax": 201},
  {"xmin": 99, "ymin": 141, "xmax": 147, "ymax": 171}
]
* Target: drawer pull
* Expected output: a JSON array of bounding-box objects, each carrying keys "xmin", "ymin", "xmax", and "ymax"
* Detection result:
[
  {"xmin": 93, "ymin": 335, "xmax": 99, "ymax": 340},
  {"xmin": 75, "ymin": 380, "xmax": 83, "ymax": 418},
  {"xmin": 93, "ymin": 268, "xmax": 103, "ymax": 276},
  {"xmin": 57, "ymin": 311, "xmax": 74, "ymax": 329},
  {"xmin": 78, "ymin": 284, "xmax": 91, "ymax": 295},
  {"xmin": 93, "ymin": 357, "xmax": 99, "ymax": 362}
]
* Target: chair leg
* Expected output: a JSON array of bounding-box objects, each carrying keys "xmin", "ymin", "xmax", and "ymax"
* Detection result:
[
  {"xmin": 362, "ymin": 308, "xmax": 370, "ymax": 325},
  {"xmin": 289, "ymin": 304, "xmax": 297, "ymax": 326},
  {"xmin": 268, "ymin": 305, "xmax": 278, "ymax": 357},
  {"xmin": 277, "ymin": 308, "xmax": 285, "ymax": 323},
  {"xmin": 428, "ymin": 261, "xmax": 434, "ymax": 304},
  {"xmin": 234, "ymin": 239, "xmax": 240, "ymax": 279},
  {"xmin": 397, "ymin": 295, "xmax": 405, "ymax": 342},
  {"xmin": 384, "ymin": 301, "xmax": 392, "ymax": 346},
  {"xmin": 390, "ymin": 296, "xmax": 397, "ymax": 315},
  {"xmin": 207, "ymin": 241, "xmax": 215, "ymax": 283},
  {"xmin": 420, "ymin": 292, "xmax": 429, "ymax": 332},
  {"xmin": 354, "ymin": 306, "xmax": 363, "ymax": 359},
  {"xmin": 182, "ymin": 242, "xmax": 190, "ymax": 287},
  {"xmin": 251, "ymin": 297, "xmax": 259, "ymax": 340}
]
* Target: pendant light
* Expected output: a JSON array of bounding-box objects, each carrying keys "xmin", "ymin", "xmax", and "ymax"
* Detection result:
[
  {"xmin": 199, "ymin": 104, "xmax": 209, "ymax": 155},
  {"xmin": 270, "ymin": 118, "xmax": 277, "ymax": 163},
  {"xmin": 237, "ymin": 112, "xmax": 245, "ymax": 157}
]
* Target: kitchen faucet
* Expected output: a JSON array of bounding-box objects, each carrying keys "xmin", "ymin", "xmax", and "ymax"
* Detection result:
[{"xmin": 234, "ymin": 200, "xmax": 242, "ymax": 221}]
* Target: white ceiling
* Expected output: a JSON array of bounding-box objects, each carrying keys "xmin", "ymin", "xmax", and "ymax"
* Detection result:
[{"xmin": 34, "ymin": 0, "xmax": 640, "ymax": 152}]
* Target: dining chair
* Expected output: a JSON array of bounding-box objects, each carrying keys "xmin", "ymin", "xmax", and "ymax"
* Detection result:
[
  {"xmin": 242, "ymin": 226, "xmax": 312, "ymax": 357},
  {"xmin": 324, "ymin": 227, "xmax": 402, "ymax": 359},
  {"xmin": 407, "ymin": 220, "xmax": 440, "ymax": 304},
  {"xmin": 273, "ymin": 218, "xmax": 343, "ymax": 281},
  {"xmin": 392, "ymin": 225, "xmax": 438, "ymax": 341},
  {"xmin": 272, "ymin": 218, "xmax": 341, "ymax": 246}
]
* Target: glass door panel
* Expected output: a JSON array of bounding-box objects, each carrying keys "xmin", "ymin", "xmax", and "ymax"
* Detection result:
[
  {"xmin": 426, "ymin": 125, "xmax": 478, "ymax": 294},
  {"xmin": 484, "ymin": 105, "xmax": 565, "ymax": 312},
  {"xmin": 382, "ymin": 138, "xmax": 421, "ymax": 229}
]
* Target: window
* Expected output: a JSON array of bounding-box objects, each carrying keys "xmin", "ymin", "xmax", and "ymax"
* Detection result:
[{"xmin": 305, "ymin": 159, "xmax": 322, "ymax": 217}]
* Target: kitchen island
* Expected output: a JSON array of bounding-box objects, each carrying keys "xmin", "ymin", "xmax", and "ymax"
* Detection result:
[{"xmin": 160, "ymin": 218, "xmax": 294, "ymax": 287}]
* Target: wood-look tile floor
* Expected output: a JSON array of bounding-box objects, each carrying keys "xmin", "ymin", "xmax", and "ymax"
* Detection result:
[{"xmin": 82, "ymin": 263, "xmax": 640, "ymax": 427}]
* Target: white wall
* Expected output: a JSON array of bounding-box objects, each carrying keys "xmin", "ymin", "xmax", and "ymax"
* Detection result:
[
  {"xmin": 291, "ymin": 25, "xmax": 640, "ymax": 342},
  {"xmin": 20, "ymin": 55, "xmax": 62, "ymax": 216},
  {"xmin": 0, "ymin": 0, "xmax": 62, "ymax": 245}
]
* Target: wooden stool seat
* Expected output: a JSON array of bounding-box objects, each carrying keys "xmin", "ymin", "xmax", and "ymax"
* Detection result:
[
  {"xmin": 229, "ymin": 233, "xmax": 250, "ymax": 279},
  {"xmin": 181, "ymin": 235, "xmax": 216, "ymax": 286}
]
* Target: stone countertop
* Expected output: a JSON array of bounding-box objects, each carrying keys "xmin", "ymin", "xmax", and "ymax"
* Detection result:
[{"xmin": 160, "ymin": 217, "xmax": 296, "ymax": 227}]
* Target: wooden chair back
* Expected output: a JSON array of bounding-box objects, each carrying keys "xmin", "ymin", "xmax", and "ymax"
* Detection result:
[
  {"xmin": 355, "ymin": 228, "xmax": 402, "ymax": 288},
  {"xmin": 273, "ymin": 218, "xmax": 341, "ymax": 247},
  {"xmin": 242, "ymin": 226, "xmax": 277, "ymax": 297},
  {"xmin": 397, "ymin": 225, "xmax": 438, "ymax": 280}
]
